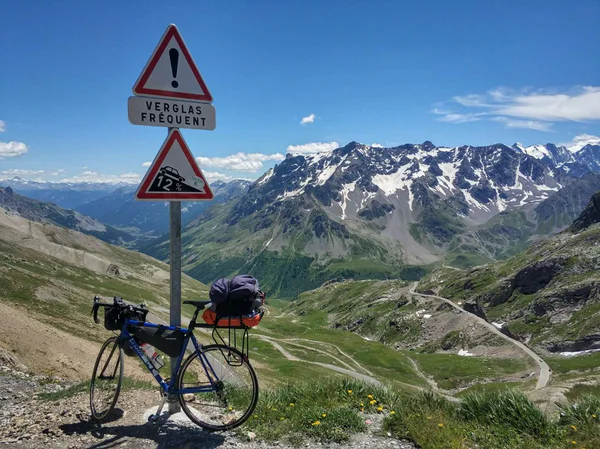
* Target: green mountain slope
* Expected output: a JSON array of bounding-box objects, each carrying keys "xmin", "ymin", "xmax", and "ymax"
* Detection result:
[
  {"xmin": 143, "ymin": 199, "xmax": 412, "ymax": 298},
  {"xmin": 420, "ymin": 200, "xmax": 600, "ymax": 352},
  {"xmin": 284, "ymin": 279, "xmax": 534, "ymax": 391},
  {"xmin": 0, "ymin": 205, "xmax": 207, "ymax": 376}
]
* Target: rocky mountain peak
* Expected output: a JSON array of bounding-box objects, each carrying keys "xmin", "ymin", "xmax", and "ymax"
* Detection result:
[
  {"xmin": 1, "ymin": 186, "xmax": 14, "ymax": 197},
  {"xmin": 570, "ymin": 190, "xmax": 600, "ymax": 233}
]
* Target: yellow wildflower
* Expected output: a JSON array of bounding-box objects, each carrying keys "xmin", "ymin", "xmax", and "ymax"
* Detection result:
[
  {"xmin": 377, "ymin": 406, "xmax": 383, "ymax": 412},
  {"xmin": 367, "ymin": 394, "xmax": 374, "ymax": 399},
  {"xmin": 312, "ymin": 420, "xmax": 321, "ymax": 426},
  {"xmin": 390, "ymin": 410, "xmax": 396, "ymax": 415},
  {"xmin": 360, "ymin": 403, "xmax": 364, "ymax": 407},
  {"xmin": 593, "ymin": 414, "xmax": 597, "ymax": 419},
  {"xmin": 360, "ymin": 408, "xmax": 364, "ymax": 412},
  {"xmin": 369, "ymin": 399, "xmax": 377, "ymax": 405},
  {"xmin": 571, "ymin": 442, "xmax": 576, "ymax": 445},
  {"xmin": 347, "ymin": 390, "xmax": 353, "ymax": 394},
  {"xmin": 571, "ymin": 425, "xmax": 577, "ymax": 431},
  {"xmin": 289, "ymin": 403, "xmax": 295, "ymax": 407},
  {"xmin": 438, "ymin": 423, "xmax": 444, "ymax": 428},
  {"xmin": 322, "ymin": 413, "xmax": 327, "ymax": 418}
]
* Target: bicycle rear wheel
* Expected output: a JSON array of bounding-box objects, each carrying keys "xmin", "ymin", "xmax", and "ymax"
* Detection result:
[
  {"xmin": 177, "ymin": 344, "xmax": 259, "ymax": 431},
  {"xmin": 90, "ymin": 336, "xmax": 124, "ymax": 421}
]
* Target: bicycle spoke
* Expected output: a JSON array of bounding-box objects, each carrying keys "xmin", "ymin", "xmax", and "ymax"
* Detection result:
[{"xmin": 177, "ymin": 344, "xmax": 258, "ymax": 431}]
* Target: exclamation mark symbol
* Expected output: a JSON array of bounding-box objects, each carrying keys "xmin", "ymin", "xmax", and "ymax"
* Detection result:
[{"xmin": 169, "ymin": 48, "xmax": 179, "ymax": 88}]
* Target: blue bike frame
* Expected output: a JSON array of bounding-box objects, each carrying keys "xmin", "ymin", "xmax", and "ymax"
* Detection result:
[{"xmin": 120, "ymin": 319, "xmax": 220, "ymax": 396}]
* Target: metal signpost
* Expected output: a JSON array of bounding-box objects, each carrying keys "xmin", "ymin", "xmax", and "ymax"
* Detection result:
[{"xmin": 129, "ymin": 24, "xmax": 215, "ymax": 413}]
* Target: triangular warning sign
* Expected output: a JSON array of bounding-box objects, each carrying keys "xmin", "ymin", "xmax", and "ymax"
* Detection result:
[
  {"xmin": 136, "ymin": 129, "xmax": 214, "ymax": 201},
  {"xmin": 133, "ymin": 24, "xmax": 213, "ymax": 102}
]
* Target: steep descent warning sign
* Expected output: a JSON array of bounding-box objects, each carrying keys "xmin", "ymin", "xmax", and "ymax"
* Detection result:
[
  {"xmin": 133, "ymin": 24, "xmax": 213, "ymax": 103},
  {"xmin": 136, "ymin": 129, "xmax": 214, "ymax": 201}
]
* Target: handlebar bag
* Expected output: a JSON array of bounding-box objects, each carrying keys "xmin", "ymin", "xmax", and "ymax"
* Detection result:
[{"xmin": 104, "ymin": 297, "xmax": 149, "ymax": 331}]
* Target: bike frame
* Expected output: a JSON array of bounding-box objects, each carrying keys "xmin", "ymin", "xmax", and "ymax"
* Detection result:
[{"xmin": 119, "ymin": 319, "xmax": 220, "ymax": 396}]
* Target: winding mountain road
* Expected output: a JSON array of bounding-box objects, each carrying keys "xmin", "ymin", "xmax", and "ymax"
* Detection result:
[
  {"xmin": 255, "ymin": 335, "xmax": 382, "ymax": 386},
  {"xmin": 410, "ymin": 284, "xmax": 551, "ymax": 390}
]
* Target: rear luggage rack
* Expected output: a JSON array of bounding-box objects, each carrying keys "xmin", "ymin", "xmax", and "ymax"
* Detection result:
[{"xmin": 210, "ymin": 326, "xmax": 250, "ymax": 363}]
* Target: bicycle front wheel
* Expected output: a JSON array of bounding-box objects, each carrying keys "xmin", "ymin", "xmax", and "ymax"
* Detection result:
[
  {"xmin": 177, "ymin": 344, "xmax": 259, "ymax": 431},
  {"xmin": 90, "ymin": 336, "xmax": 124, "ymax": 421}
]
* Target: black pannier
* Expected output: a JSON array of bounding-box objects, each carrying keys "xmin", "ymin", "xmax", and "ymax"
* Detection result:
[
  {"xmin": 104, "ymin": 297, "xmax": 148, "ymax": 331},
  {"xmin": 132, "ymin": 326, "xmax": 185, "ymax": 358}
]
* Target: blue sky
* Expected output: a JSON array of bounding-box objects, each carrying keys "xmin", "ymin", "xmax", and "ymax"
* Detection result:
[{"xmin": 1, "ymin": 0, "xmax": 599, "ymax": 184}]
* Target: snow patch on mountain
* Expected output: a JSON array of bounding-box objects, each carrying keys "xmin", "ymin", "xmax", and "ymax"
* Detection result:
[
  {"xmin": 339, "ymin": 181, "xmax": 357, "ymax": 219},
  {"xmin": 372, "ymin": 166, "xmax": 412, "ymax": 196}
]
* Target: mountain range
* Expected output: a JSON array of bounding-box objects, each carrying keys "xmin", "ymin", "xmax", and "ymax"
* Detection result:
[
  {"xmin": 74, "ymin": 179, "xmax": 251, "ymax": 237},
  {"xmin": 0, "ymin": 177, "xmax": 129, "ymax": 209},
  {"xmin": 0, "ymin": 177, "xmax": 251, "ymax": 239},
  {"xmin": 142, "ymin": 140, "xmax": 600, "ymax": 297},
  {"xmin": 2, "ymin": 139, "xmax": 599, "ymax": 298},
  {"xmin": 0, "ymin": 186, "xmax": 137, "ymax": 246}
]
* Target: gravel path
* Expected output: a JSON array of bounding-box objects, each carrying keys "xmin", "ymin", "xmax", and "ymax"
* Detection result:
[
  {"xmin": 255, "ymin": 335, "xmax": 382, "ymax": 386},
  {"xmin": 411, "ymin": 283, "xmax": 551, "ymax": 389},
  {"xmin": 0, "ymin": 363, "xmax": 415, "ymax": 449}
]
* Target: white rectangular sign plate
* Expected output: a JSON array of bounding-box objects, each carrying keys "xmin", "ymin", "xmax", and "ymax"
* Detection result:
[{"xmin": 128, "ymin": 96, "xmax": 216, "ymax": 130}]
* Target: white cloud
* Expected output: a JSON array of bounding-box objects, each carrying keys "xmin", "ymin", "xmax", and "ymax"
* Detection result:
[
  {"xmin": 453, "ymin": 94, "xmax": 490, "ymax": 107},
  {"xmin": 561, "ymin": 134, "xmax": 600, "ymax": 153},
  {"xmin": 438, "ymin": 113, "xmax": 484, "ymax": 123},
  {"xmin": 287, "ymin": 141, "xmax": 340, "ymax": 154},
  {"xmin": 494, "ymin": 87, "xmax": 600, "ymax": 122},
  {"xmin": 50, "ymin": 169, "xmax": 66, "ymax": 176},
  {"xmin": 0, "ymin": 141, "xmax": 28, "ymax": 158},
  {"xmin": 432, "ymin": 108, "xmax": 486, "ymax": 123},
  {"xmin": 59, "ymin": 171, "xmax": 141, "ymax": 184},
  {"xmin": 0, "ymin": 120, "xmax": 6, "ymax": 132},
  {"xmin": 1, "ymin": 169, "xmax": 45, "ymax": 176},
  {"xmin": 202, "ymin": 171, "xmax": 255, "ymax": 183},
  {"xmin": 300, "ymin": 113, "xmax": 316, "ymax": 125},
  {"xmin": 196, "ymin": 152, "xmax": 285, "ymax": 173},
  {"xmin": 491, "ymin": 117, "xmax": 553, "ymax": 132},
  {"xmin": 370, "ymin": 143, "xmax": 384, "ymax": 148},
  {"xmin": 436, "ymin": 86, "xmax": 600, "ymax": 131},
  {"xmin": 142, "ymin": 161, "xmax": 151, "ymax": 168}
]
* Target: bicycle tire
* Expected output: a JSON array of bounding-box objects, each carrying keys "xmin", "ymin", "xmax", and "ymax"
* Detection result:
[
  {"xmin": 90, "ymin": 336, "xmax": 124, "ymax": 422},
  {"xmin": 177, "ymin": 344, "xmax": 259, "ymax": 431}
]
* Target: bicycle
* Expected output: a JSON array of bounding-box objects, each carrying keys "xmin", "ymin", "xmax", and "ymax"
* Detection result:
[{"xmin": 89, "ymin": 296, "xmax": 259, "ymax": 431}]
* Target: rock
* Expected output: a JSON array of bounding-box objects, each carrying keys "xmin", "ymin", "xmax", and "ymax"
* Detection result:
[
  {"xmin": 514, "ymin": 259, "xmax": 564, "ymax": 294},
  {"xmin": 571, "ymin": 191, "xmax": 600, "ymax": 233},
  {"xmin": 462, "ymin": 301, "xmax": 488, "ymax": 320},
  {"xmin": 479, "ymin": 278, "xmax": 514, "ymax": 307},
  {"xmin": 106, "ymin": 263, "xmax": 122, "ymax": 276}
]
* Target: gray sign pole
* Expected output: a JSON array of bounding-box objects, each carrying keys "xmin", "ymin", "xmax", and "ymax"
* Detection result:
[{"xmin": 168, "ymin": 126, "xmax": 182, "ymax": 414}]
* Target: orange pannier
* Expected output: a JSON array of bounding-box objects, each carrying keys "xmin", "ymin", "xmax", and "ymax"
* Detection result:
[{"xmin": 201, "ymin": 309, "xmax": 263, "ymax": 328}]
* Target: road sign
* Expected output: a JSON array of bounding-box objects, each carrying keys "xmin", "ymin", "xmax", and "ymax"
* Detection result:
[
  {"xmin": 133, "ymin": 24, "xmax": 213, "ymax": 103},
  {"xmin": 136, "ymin": 129, "xmax": 214, "ymax": 201},
  {"xmin": 128, "ymin": 96, "xmax": 216, "ymax": 130}
]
